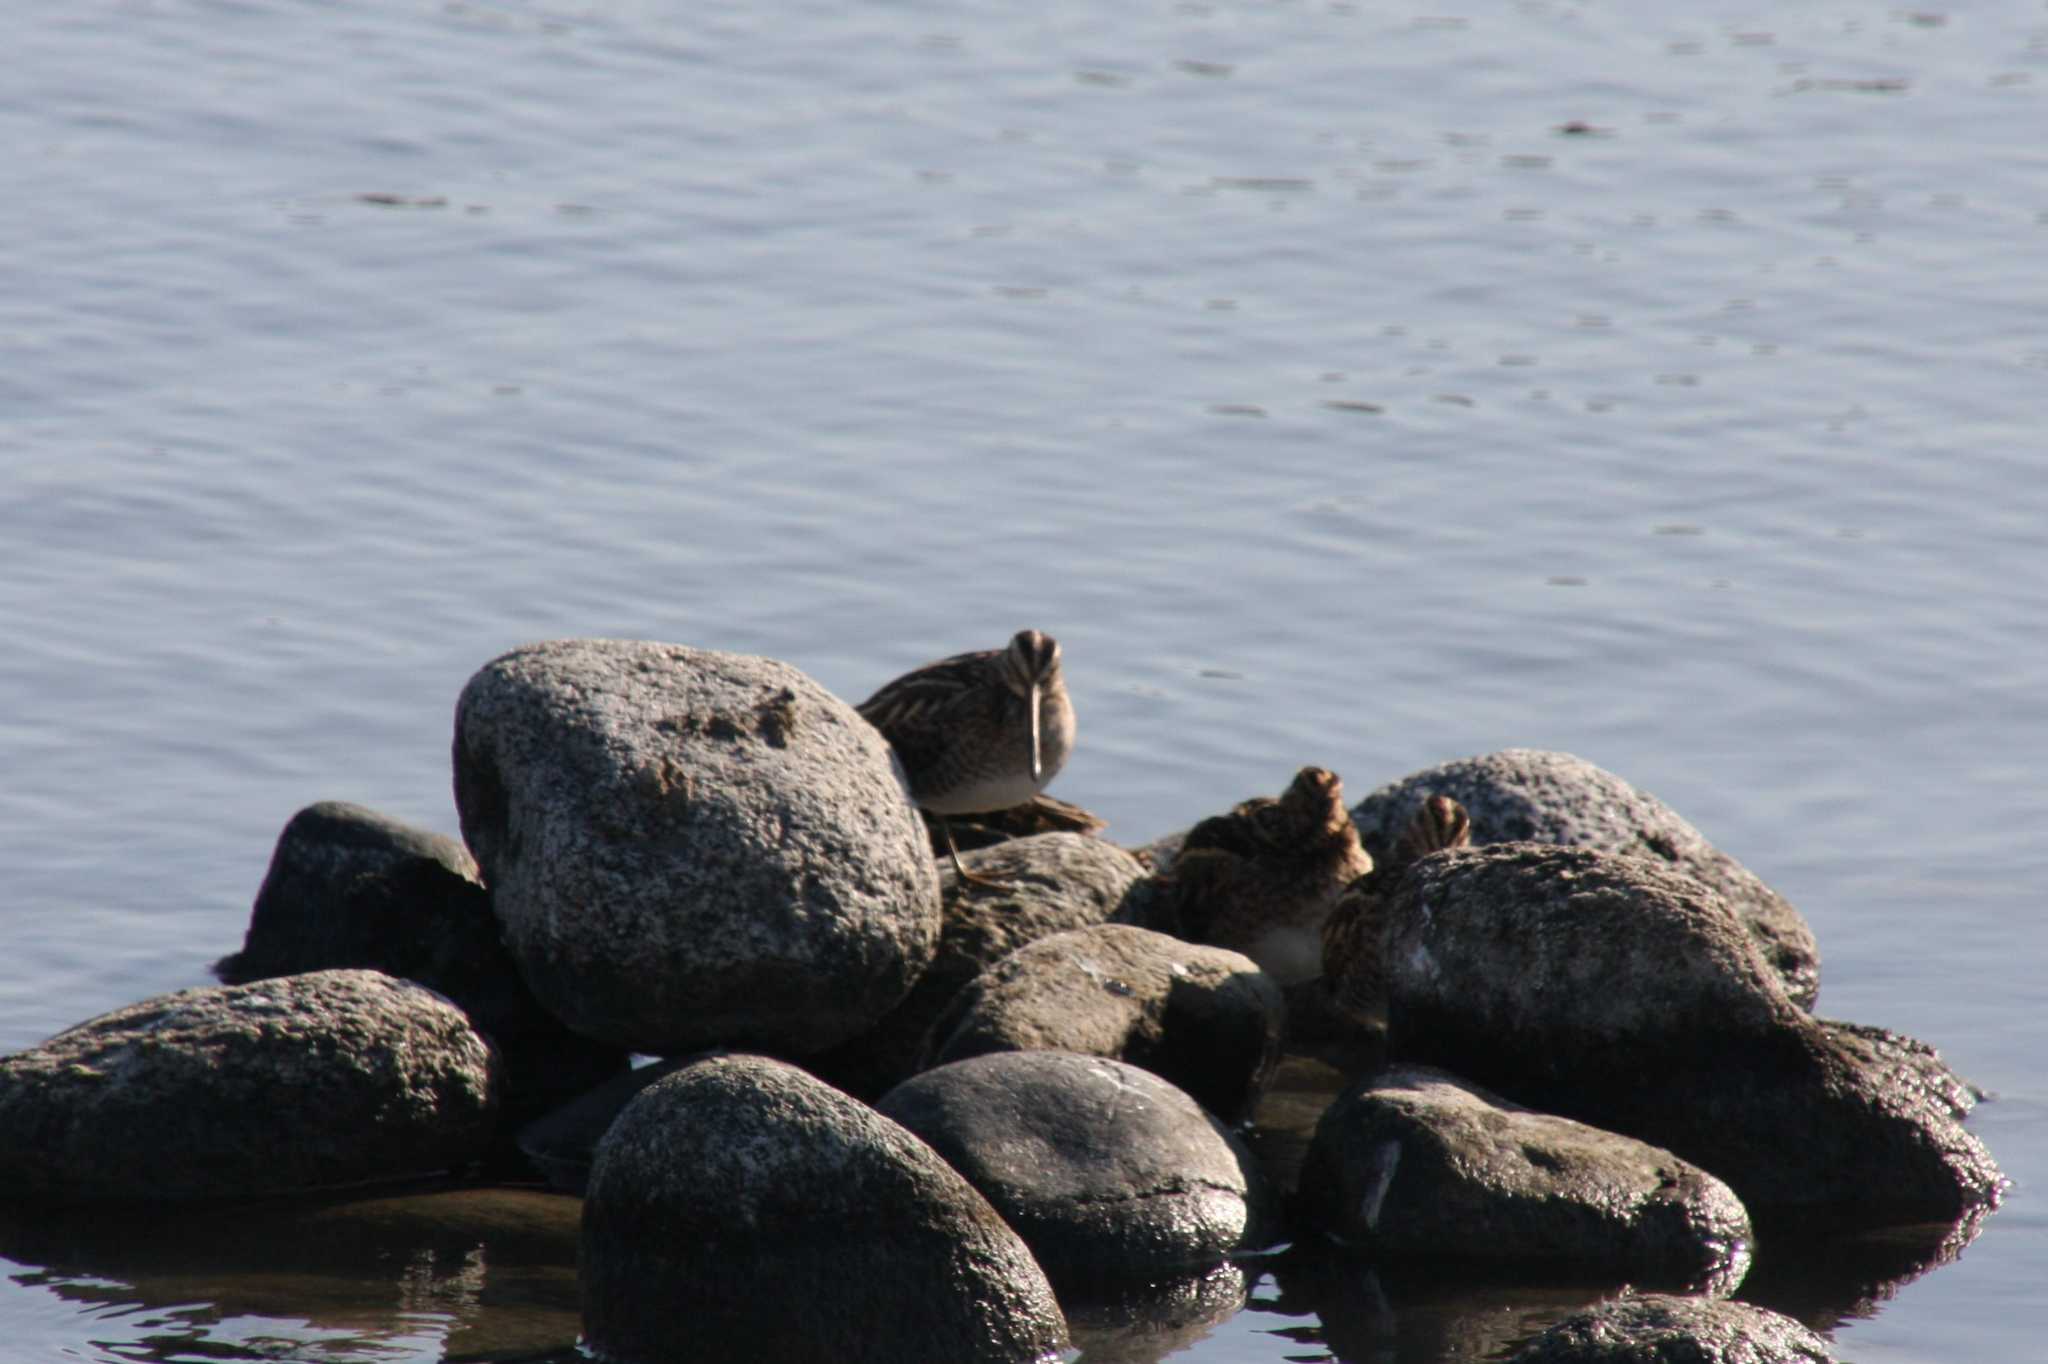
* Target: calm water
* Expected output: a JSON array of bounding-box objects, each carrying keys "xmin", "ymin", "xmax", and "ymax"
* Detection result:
[{"xmin": 4, "ymin": 1, "xmax": 2044, "ymax": 1359}]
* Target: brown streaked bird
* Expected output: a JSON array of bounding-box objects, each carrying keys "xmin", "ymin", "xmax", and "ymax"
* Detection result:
[
  {"xmin": 1157, "ymin": 766, "xmax": 1374, "ymax": 984},
  {"xmin": 1321, "ymin": 793, "xmax": 1472, "ymax": 1025},
  {"xmin": 857, "ymin": 629, "xmax": 1075, "ymax": 886}
]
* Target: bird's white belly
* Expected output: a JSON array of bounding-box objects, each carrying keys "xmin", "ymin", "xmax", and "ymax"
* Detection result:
[{"xmin": 921, "ymin": 768, "xmax": 1048, "ymax": 815}]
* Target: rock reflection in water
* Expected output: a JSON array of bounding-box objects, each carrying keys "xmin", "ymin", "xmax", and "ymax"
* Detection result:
[
  {"xmin": 1065, "ymin": 1260, "xmax": 1251, "ymax": 1363},
  {"xmin": 1740, "ymin": 1207, "xmax": 1992, "ymax": 1333},
  {"xmin": 0, "ymin": 1187, "xmax": 580, "ymax": 1363}
]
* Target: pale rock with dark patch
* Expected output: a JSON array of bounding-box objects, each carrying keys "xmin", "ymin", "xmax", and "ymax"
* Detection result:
[
  {"xmin": 876, "ymin": 1051, "xmax": 1276, "ymax": 1284},
  {"xmin": 0, "ymin": 970, "xmax": 500, "ymax": 1201},
  {"xmin": 1506, "ymin": 1291, "xmax": 1836, "ymax": 1363},
  {"xmin": 1298, "ymin": 1065, "xmax": 1751, "ymax": 1279},
  {"xmin": 452, "ymin": 638, "xmax": 941, "ymax": 1056},
  {"xmin": 922, "ymin": 923, "xmax": 1284, "ymax": 1124},
  {"xmin": 1385, "ymin": 843, "xmax": 2001, "ymax": 1221},
  {"xmin": 1353, "ymin": 749, "xmax": 1820, "ymax": 1008},
  {"xmin": 809, "ymin": 832, "xmax": 1145, "ymax": 1099},
  {"xmin": 581, "ymin": 1054, "xmax": 1066, "ymax": 1364},
  {"xmin": 214, "ymin": 800, "xmax": 625, "ymax": 1124}
]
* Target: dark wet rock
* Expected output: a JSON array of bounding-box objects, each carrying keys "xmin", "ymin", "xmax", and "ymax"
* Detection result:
[
  {"xmin": 1386, "ymin": 843, "xmax": 2002, "ymax": 1222},
  {"xmin": 1299, "ymin": 1065, "xmax": 1751, "ymax": 1281},
  {"xmin": 452, "ymin": 638, "xmax": 942, "ymax": 1056},
  {"xmin": 922, "ymin": 923, "xmax": 1283, "ymax": 1124},
  {"xmin": 1506, "ymin": 1291, "xmax": 1835, "ymax": 1363},
  {"xmin": 213, "ymin": 800, "xmax": 625, "ymax": 1126},
  {"xmin": 1062, "ymin": 1260, "xmax": 1249, "ymax": 1364},
  {"xmin": 0, "ymin": 970, "xmax": 500, "ymax": 1202},
  {"xmin": 876, "ymin": 1051, "xmax": 1276, "ymax": 1285},
  {"xmin": 1354, "ymin": 750, "xmax": 1820, "ymax": 1008},
  {"xmin": 514, "ymin": 1057, "xmax": 689, "ymax": 1195},
  {"xmin": 1138, "ymin": 767, "xmax": 1374, "ymax": 985},
  {"xmin": 810, "ymin": 833, "xmax": 1145, "ymax": 1100},
  {"xmin": 581, "ymin": 1053, "xmax": 1065, "ymax": 1364}
]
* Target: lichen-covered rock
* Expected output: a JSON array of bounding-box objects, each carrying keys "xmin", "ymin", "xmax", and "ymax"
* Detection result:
[
  {"xmin": 214, "ymin": 801, "xmax": 625, "ymax": 1123},
  {"xmin": 923, "ymin": 924, "xmax": 1284, "ymax": 1124},
  {"xmin": 810, "ymin": 833, "xmax": 1145, "ymax": 1099},
  {"xmin": 1299, "ymin": 1066, "xmax": 1751, "ymax": 1281},
  {"xmin": 581, "ymin": 1054, "xmax": 1065, "ymax": 1364},
  {"xmin": 452, "ymin": 639, "xmax": 942, "ymax": 1056},
  {"xmin": 1386, "ymin": 844, "xmax": 2001, "ymax": 1222},
  {"xmin": 876, "ymin": 1051, "xmax": 1276, "ymax": 1284},
  {"xmin": 1506, "ymin": 1291, "xmax": 1836, "ymax": 1363},
  {"xmin": 1354, "ymin": 750, "xmax": 1819, "ymax": 1008},
  {"xmin": 0, "ymin": 970, "xmax": 500, "ymax": 1201}
]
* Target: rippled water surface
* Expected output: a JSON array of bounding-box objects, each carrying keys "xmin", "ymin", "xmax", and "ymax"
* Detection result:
[{"xmin": 4, "ymin": 1, "xmax": 2044, "ymax": 1360}]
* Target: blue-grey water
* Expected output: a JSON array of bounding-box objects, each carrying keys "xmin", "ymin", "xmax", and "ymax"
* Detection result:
[{"xmin": 4, "ymin": 1, "xmax": 2044, "ymax": 1359}]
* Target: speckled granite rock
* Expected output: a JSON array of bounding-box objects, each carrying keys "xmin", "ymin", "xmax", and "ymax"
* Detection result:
[
  {"xmin": 1353, "ymin": 750, "xmax": 1819, "ymax": 1008},
  {"xmin": 1385, "ymin": 843, "xmax": 2001, "ymax": 1222},
  {"xmin": 1506, "ymin": 1291, "xmax": 1835, "ymax": 1363},
  {"xmin": 877, "ymin": 1051, "xmax": 1276, "ymax": 1285},
  {"xmin": 581, "ymin": 1054, "xmax": 1065, "ymax": 1364},
  {"xmin": 810, "ymin": 832, "xmax": 1145, "ymax": 1100},
  {"xmin": 0, "ymin": 970, "xmax": 500, "ymax": 1201},
  {"xmin": 1299, "ymin": 1065, "xmax": 1751, "ymax": 1281},
  {"xmin": 214, "ymin": 800, "xmax": 625, "ymax": 1124},
  {"xmin": 923, "ymin": 923, "xmax": 1284, "ymax": 1124},
  {"xmin": 452, "ymin": 639, "xmax": 941, "ymax": 1056}
]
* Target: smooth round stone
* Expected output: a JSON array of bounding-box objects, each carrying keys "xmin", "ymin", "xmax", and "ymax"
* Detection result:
[
  {"xmin": 453, "ymin": 638, "xmax": 941, "ymax": 1056},
  {"xmin": 877, "ymin": 1050, "xmax": 1276, "ymax": 1284},
  {"xmin": 924, "ymin": 923, "xmax": 1284, "ymax": 1124},
  {"xmin": 0, "ymin": 970, "xmax": 500, "ymax": 1201},
  {"xmin": 581, "ymin": 1054, "xmax": 1066, "ymax": 1364},
  {"xmin": 1299, "ymin": 1065, "xmax": 1751, "ymax": 1282}
]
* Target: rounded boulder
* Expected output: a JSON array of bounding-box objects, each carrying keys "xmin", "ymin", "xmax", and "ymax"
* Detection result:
[
  {"xmin": 1353, "ymin": 749, "xmax": 1819, "ymax": 1008},
  {"xmin": 581, "ymin": 1053, "xmax": 1066, "ymax": 1364},
  {"xmin": 0, "ymin": 970, "xmax": 500, "ymax": 1201},
  {"xmin": 924, "ymin": 923, "xmax": 1284, "ymax": 1124},
  {"xmin": 1299, "ymin": 1065, "xmax": 1751, "ymax": 1282},
  {"xmin": 452, "ymin": 639, "xmax": 941, "ymax": 1055},
  {"xmin": 877, "ymin": 1051, "xmax": 1276, "ymax": 1284}
]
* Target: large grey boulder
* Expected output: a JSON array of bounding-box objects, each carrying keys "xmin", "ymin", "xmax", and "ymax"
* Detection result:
[
  {"xmin": 1506, "ymin": 1291, "xmax": 1836, "ymax": 1363},
  {"xmin": 452, "ymin": 639, "xmax": 942, "ymax": 1056},
  {"xmin": 1354, "ymin": 750, "xmax": 1819, "ymax": 1008},
  {"xmin": 1298, "ymin": 1066, "xmax": 1751, "ymax": 1280},
  {"xmin": 0, "ymin": 970, "xmax": 500, "ymax": 1201},
  {"xmin": 810, "ymin": 832, "xmax": 1145, "ymax": 1099},
  {"xmin": 877, "ymin": 1051, "xmax": 1276, "ymax": 1284},
  {"xmin": 924, "ymin": 923, "xmax": 1284, "ymax": 1124},
  {"xmin": 581, "ymin": 1054, "xmax": 1065, "ymax": 1364},
  {"xmin": 214, "ymin": 800, "xmax": 625, "ymax": 1123},
  {"xmin": 1386, "ymin": 843, "xmax": 2001, "ymax": 1221}
]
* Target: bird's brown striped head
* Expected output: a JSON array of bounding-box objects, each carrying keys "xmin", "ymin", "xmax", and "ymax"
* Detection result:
[{"xmin": 998, "ymin": 629, "xmax": 1062, "ymax": 698}]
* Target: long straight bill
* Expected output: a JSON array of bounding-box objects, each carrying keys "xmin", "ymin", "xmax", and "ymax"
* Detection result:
[{"xmin": 1028, "ymin": 681, "xmax": 1043, "ymax": 782}]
